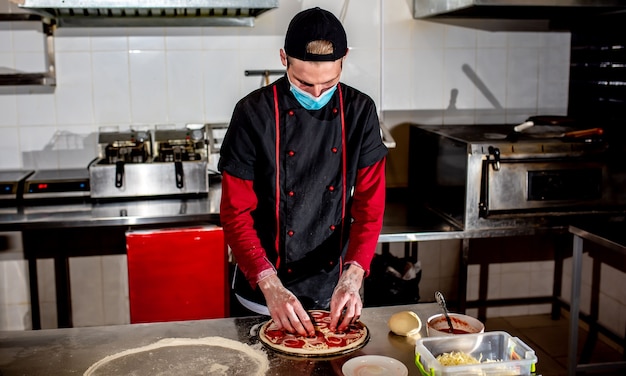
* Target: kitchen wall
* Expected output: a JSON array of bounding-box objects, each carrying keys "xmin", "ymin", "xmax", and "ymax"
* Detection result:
[{"xmin": 1, "ymin": 0, "xmax": 621, "ymax": 337}]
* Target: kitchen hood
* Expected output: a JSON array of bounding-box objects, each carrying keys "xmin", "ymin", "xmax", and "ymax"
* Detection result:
[
  {"xmin": 10, "ymin": 0, "xmax": 278, "ymax": 27},
  {"xmin": 413, "ymin": 0, "xmax": 626, "ymax": 31}
]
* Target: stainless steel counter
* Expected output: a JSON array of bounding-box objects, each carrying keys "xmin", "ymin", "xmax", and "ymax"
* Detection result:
[
  {"xmin": 0, "ymin": 180, "xmax": 567, "ymax": 240},
  {"xmin": 0, "ymin": 190, "xmax": 221, "ymax": 231},
  {"xmin": 0, "ymin": 303, "xmax": 440, "ymax": 376}
]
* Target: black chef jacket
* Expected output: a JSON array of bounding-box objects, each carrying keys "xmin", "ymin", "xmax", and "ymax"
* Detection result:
[{"xmin": 219, "ymin": 75, "xmax": 387, "ymax": 310}]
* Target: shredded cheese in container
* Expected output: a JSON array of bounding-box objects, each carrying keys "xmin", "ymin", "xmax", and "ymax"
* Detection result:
[{"xmin": 436, "ymin": 351, "xmax": 480, "ymax": 366}]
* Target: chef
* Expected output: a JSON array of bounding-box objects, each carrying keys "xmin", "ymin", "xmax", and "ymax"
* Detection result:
[{"xmin": 219, "ymin": 7, "xmax": 387, "ymax": 337}]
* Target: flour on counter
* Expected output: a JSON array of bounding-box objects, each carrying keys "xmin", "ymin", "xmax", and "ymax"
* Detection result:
[{"xmin": 84, "ymin": 337, "xmax": 269, "ymax": 376}]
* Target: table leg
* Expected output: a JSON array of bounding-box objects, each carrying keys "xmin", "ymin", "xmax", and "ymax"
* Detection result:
[
  {"xmin": 27, "ymin": 258, "xmax": 41, "ymax": 330},
  {"xmin": 568, "ymin": 235, "xmax": 583, "ymax": 376},
  {"xmin": 54, "ymin": 256, "xmax": 73, "ymax": 328},
  {"xmin": 457, "ymin": 239, "xmax": 469, "ymax": 313}
]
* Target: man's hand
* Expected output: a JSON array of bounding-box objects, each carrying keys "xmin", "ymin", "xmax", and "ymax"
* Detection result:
[
  {"xmin": 329, "ymin": 264, "xmax": 364, "ymax": 332},
  {"xmin": 258, "ymin": 274, "xmax": 315, "ymax": 337}
]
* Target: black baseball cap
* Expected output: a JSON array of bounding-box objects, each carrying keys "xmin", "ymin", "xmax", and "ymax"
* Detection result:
[{"xmin": 284, "ymin": 7, "xmax": 348, "ymax": 62}]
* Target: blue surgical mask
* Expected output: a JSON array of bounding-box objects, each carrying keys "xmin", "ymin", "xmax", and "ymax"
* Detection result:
[{"xmin": 288, "ymin": 74, "xmax": 337, "ymax": 110}]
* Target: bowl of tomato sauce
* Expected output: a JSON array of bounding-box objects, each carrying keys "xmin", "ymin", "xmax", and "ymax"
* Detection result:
[{"xmin": 426, "ymin": 313, "xmax": 484, "ymax": 337}]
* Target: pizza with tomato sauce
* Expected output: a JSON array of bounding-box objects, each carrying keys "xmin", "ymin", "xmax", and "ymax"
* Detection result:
[{"xmin": 258, "ymin": 310, "xmax": 369, "ymax": 356}]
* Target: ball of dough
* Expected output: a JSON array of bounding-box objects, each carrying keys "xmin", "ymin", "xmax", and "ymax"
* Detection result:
[{"xmin": 388, "ymin": 311, "xmax": 422, "ymax": 336}]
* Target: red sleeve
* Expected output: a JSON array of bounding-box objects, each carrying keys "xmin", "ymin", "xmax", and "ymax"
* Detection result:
[
  {"xmin": 220, "ymin": 171, "xmax": 275, "ymax": 289},
  {"xmin": 344, "ymin": 157, "xmax": 386, "ymax": 276}
]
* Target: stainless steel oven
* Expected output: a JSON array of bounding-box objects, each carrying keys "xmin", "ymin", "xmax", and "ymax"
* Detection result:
[{"xmin": 408, "ymin": 123, "xmax": 626, "ymax": 230}]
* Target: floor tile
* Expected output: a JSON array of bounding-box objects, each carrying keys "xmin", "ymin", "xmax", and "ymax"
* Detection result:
[{"xmin": 483, "ymin": 311, "xmax": 624, "ymax": 376}]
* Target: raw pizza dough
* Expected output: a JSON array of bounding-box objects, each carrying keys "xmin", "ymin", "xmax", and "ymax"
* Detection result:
[
  {"xmin": 84, "ymin": 337, "xmax": 269, "ymax": 376},
  {"xmin": 258, "ymin": 310, "xmax": 369, "ymax": 356}
]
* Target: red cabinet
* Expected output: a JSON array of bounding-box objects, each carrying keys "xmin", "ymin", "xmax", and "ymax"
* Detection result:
[{"xmin": 126, "ymin": 225, "xmax": 228, "ymax": 323}]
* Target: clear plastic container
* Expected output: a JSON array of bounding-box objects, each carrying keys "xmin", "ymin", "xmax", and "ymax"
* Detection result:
[{"xmin": 414, "ymin": 331, "xmax": 537, "ymax": 375}]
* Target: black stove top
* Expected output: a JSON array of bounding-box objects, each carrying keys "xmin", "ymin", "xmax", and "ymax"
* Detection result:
[
  {"xmin": 23, "ymin": 168, "xmax": 90, "ymax": 199},
  {"xmin": 0, "ymin": 170, "xmax": 34, "ymax": 201},
  {"xmin": 417, "ymin": 123, "xmax": 604, "ymax": 144}
]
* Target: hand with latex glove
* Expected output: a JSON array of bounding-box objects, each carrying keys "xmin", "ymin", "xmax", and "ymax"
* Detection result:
[
  {"xmin": 258, "ymin": 274, "xmax": 315, "ymax": 337},
  {"xmin": 329, "ymin": 264, "xmax": 365, "ymax": 332}
]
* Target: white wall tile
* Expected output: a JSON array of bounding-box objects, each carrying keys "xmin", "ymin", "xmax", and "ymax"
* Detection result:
[
  {"xmin": 54, "ymin": 125, "xmax": 98, "ymax": 168},
  {"xmin": 597, "ymin": 293, "xmax": 622, "ymax": 336},
  {"xmin": 0, "ymin": 51, "xmax": 14, "ymax": 70},
  {"xmin": 527, "ymin": 304, "xmax": 551, "ymax": 315},
  {"xmin": 54, "ymin": 28, "xmax": 91, "ymax": 52},
  {"xmin": 13, "ymin": 52, "xmax": 46, "ymax": 73},
  {"xmin": 90, "ymin": 28, "xmax": 129, "ymax": 51},
  {"xmin": 16, "ymin": 93, "xmax": 56, "ymax": 126},
  {"xmin": 476, "ymin": 31, "xmax": 508, "ymax": 48},
  {"xmin": 601, "ymin": 264, "xmax": 626, "ymax": 302},
  {"xmin": 165, "ymin": 27, "xmax": 203, "ymax": 50},
  {"xmin": 537, "ymin": 45, "xmax": 570, "ymax": 112},
  {"xmin": 36, "ymin": 258, "xmax": 57, "ymax": 330},
  {"xmin": 55, "ymin": 52, "xmax": 92, "ymax": 85},
  {"xmin": 507, "ymin": 32, "xmax": 546, "ymax": 48},
  {"xmin": 0, "ymin": 303, "xmax": 31, "ymax": 330},
  {"xmin": 11, "ymin": 21, "xmax": 44, "ymax": 53},
  {"xmin": 343, "ymin": 0, "xmax": 380, "ymax": 51},
  {"xmin": 499, "ymin": 305, "xmax": 530, "ymax": 316},
  {"xmin": 0, "ymin": 127, "xmax": 22, "ymax": 170},
  {"xmin": 128, "ymin": 28, "xmax": 166, "ymax": 51},
  {"xmin": 343, "ymin": 47, "xmax": 380, "ymax": 108},
  {"xmin": 505, "ymin": 47, "xmax": 539, "ymax": 111},
  {"xmin": 382, "ymin": 49, "xmax": 413, "ymax": 110},
  {"xmin": 0, "ymin": 260, "xmax": 29, "ymax": 305},
  {"xmin": 202, "ymin": 28, "xmax": 241, "ymax": 50},
  {"xmin": 445, "ymin": 25, "xmax": 477, "ymax": 49},
  {"xmin": 0, "ymin": 95, "xmax": 17, "ymax": 127},
  {"xmin": 35, "ymin": 259, "xmax": 55, "ymax": 303},
  {"xmin": 92, "ymin": 51, "xmax": 132, "ymax": 125},
  {"xmin": 70, "ymin": 256, "xmax": 105, "ymax": 327},
  {"xmin": 384, "ymin": 0, "xmax": 413, "ymax": 50},
  {"xmin": 438, "ymin": 240, "xmax": 460, "ymax": 278},
  {"xmin": 620, "ymin": 304, "xmax": 626, "ymax": 340},
  {"xmin": 475, "ymin": 48, "xmax": 507, "ymax": 111},
  {"xmin": 203, "ymin": 49, "xmax": 245, "ymax": 123},
  {"xmin": 529, "ymin": 265, "xmax": 554, "ymax": 297},
  {"xmin": 19, "ymin": 125, "xmax": 59, "ymax": 169},
  {"xmin": 412, "ymin": 21, "xmax": 446, "ymax": 50},
  {"xmin": 412, "ymin": 48, "xmax": 445, "ymax": 110},
  {"xmin": 128, "ymin": 50, "xmax": 168, "ymax": 123},
  {"xmin": 0, "ymin": 24, "xmax": 12, "ymax": 52},
  {"xmin": 443, "ymin": 48, "xmax": 477, "ymax": 110},
  {"xmin": 166, "ymin": 51, "xmax": 205, "ymax": 123},
  {"xmin": 102, "ymin": 255, "xmax": 129, "ymax": 325},
  {"xmin": 466, "ymin": 265, "xmax": 480, "ymax": 301},
  {"xmin": 39, "ymin": 301, "xmax": 57, "ymax": 329},
  {"xmin": 55, "ymin": 84, "xmax": 94, "ymax": 125}
]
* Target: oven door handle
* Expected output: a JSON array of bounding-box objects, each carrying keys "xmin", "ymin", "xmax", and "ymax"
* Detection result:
[
  {"xmin": 479, "ymin": 159, "xmax": 490, "ymax": 218},
  {"xmin": 488, "ymin": 146, "xmax": 501, "ymax": 171}
]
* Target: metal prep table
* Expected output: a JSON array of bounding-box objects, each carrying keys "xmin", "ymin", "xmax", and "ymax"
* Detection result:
[
  {"xmin": 568, "ymin": 222, "xmax": 626, "ymax": 375},
  {"xmin": 0, "ymin": 303, "xmax": 440, "ymax": 376}
]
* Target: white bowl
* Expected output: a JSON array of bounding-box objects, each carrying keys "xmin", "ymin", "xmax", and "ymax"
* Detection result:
[{"xmin": 426, "ymin": 313, "xmax": 484, "ymax": 337}]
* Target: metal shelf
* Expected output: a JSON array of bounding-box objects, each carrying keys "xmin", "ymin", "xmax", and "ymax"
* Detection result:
[{"xmin": 0, "ymin": 13, "xmax": 56, "ymax": 87}]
